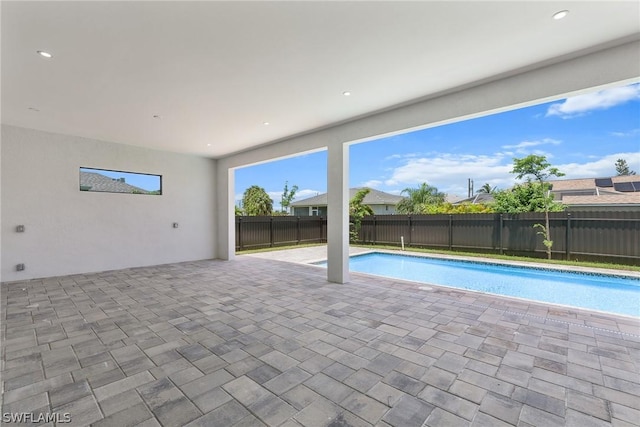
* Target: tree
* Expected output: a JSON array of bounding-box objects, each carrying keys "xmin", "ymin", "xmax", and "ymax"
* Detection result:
[
  {"xmin": 234, "ymin": 205, "xmax": 243, "ymax": 216},
  {"xmin": 492, "ymin": 183, "xmax": 565, "ymax": 213},
  {"xmin": 349, "ymin": 188, "xmax": 374, "ymax": 243},
  {"xmin": 396, "ymin": 182, "xmax": 446, "ymax": 214},
  {"xmin": 242, "ymin": 185, "xmax": 273, "ymax": 216},
  {"xmin": 476, "ymin": 183, "xmax": 497, "ymax": 194},
  {"xmin": 615, "ymin": 158, "xmax": 636, "ymax": 176},
  {"xmin": 280, "ymin": 181, "xmax": 299, "ymax": 213},
  {"xmin": 510, "ymin": 155, "xmax": 565, "ymax": 259}
]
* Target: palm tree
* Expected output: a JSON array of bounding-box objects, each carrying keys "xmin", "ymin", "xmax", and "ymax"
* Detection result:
[
  {"xmin": 396, "ymin": 182, "xmax": 446, "ymax": 214},
  {"xmin": 476, "ymin": 183, "xmax": 496, "ymax": 194}
]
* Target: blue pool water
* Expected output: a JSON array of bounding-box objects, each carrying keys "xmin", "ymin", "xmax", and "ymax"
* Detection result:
[{"xmin": 317, "ymin": 253, "xmax": 640, "ymax": 317}]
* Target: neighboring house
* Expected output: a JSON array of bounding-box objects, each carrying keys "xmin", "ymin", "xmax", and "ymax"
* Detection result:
[
  {"xmin": 453, "ymin": 193, "xmax": 494, "ymax": 205},
  {"xmin": 452, "ymin": 175, "xmax": 640, "ymax": 210},
  {"xmin": 80, "ymin": 171, "xmax": 150, "ymax": 194},
  {"xmin": 290, "ymin": 188, "xmax": 404, "ymax": 216},
  {"xmin": 549, "ymin": 175, "xmax": 640, "ymax": 211}
]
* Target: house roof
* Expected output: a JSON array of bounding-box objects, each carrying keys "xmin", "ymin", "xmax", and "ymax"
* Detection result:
[
  {"xmin": 561, "ymin": 193, "xmax": 640, "ymax": 206},
  {"xmin": 549, "ymin": 175, "xmax": 637, "ymax": 191},
  {"xmin": 453, "ymin": 193, "xmax": 495, "ymax": 205},
  {"xmin": 290, "ymin": 188, "xmax": 404, "ymax": 207},
  {"xmin": 548, "ymin": 175, "xmax": 640, "ymax": 205},
  {"xmin": 80, "ymin": 171, "xmax": 149, "ymax": 194}
]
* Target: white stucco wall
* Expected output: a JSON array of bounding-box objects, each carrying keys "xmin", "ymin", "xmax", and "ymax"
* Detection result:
[{"xmin": 1, "ymin": 125, "xmax": 217, "ymax": 281}]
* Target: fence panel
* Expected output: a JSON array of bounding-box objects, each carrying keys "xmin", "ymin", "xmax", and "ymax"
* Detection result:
[
  {"xmin": 236, "ymin": 216, "xmax": 326, "ymax": 250},
  {"xmin": 451, "ymin": 214, "xmax": 499, "ymax": 250},
  {"xmin": 236, "ymin": 212, "xmax": 640, "ymax": 264}
]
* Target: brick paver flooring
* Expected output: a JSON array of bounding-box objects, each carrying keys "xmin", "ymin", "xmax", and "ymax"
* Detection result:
[{"xmin": 1, "ymin": 257, "xmax": 638, "ymax": 426}]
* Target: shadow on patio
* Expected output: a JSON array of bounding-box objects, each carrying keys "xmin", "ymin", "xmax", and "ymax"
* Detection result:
[{"xmin": 1, "ymin": 256, "xmax": 639, "ymax": 426}]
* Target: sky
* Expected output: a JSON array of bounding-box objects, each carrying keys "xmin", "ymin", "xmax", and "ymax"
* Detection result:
[{"xmin": 235, "ymin": 83, "xmax": 640, "ymax": 210}]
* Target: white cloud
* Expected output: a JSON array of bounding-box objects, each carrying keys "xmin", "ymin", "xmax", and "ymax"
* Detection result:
[
  {"xmin": 502, "ymin": 138, "xmax": 561, "ymax": 150},
  {"xmin": 383, "ymin": 153, "xmax": 515, "ymax": 195},
  {"xmin": 370, "ymin": 151, "xmax": 640, "ymax": 198},
  {"xmin": 361, "ymin": 179, "xmax": 383, "ymax": 188},
  {"xmin": 556, "ymin": 152, "xmax": 640, "ymax": 179},
  {"xmin": 546, "ymin": 84, "xmax": 640, "ymax": 118},
  {"xmin": 611, "ymin": 128, "xmax": 640, "ymax": 137}
]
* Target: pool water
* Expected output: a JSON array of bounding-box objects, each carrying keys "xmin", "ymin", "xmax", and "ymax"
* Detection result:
[{"xmin": 317, "ymin": 252, "xmax": 640, "ymax": 317}]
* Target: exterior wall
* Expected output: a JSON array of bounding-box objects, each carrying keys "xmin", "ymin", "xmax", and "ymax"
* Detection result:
[
  {"xmin": 371, "ymin": 204, "xmax": 397, "ymax": 215},
  {"xmin": 1, "ymin": 125, "xmax": 217, "ymax": 281},
  {"xmin": 294, "ymin": 204, "xmax": 395, "ymax": 216}
]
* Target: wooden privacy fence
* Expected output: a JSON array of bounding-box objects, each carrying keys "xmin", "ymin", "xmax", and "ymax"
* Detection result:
[
  {"xmin": 236, "ymin": 212, "xmax": 640, "ymax": 264},
  {"xmin": 360, "ymin": 211, "xmax": 640, "ymax": 264},
  {"xmin": 236, "ymin": 216, "xmax": 327, "ymax": 250}
]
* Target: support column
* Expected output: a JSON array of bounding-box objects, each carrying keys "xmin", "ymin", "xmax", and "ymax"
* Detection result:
[
  {"xmin": 216, "ymin": 164, "xmax": 236, "ymax": 260},
  {"xmin": 327, "ymin": 143, "xmax": 349, "ymax": 284}
]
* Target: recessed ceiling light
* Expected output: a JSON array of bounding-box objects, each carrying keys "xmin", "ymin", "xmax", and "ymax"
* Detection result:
[
  {"xmin": 263, "ymin": 122, "xmax": 270, "ymax": 126},
  {"xmin": 37, "ymin": 50, "xmax": 53, "ymax": 58},
  {"xmin": 553, "ymin": 10, "xmax": 569, "ymax": 20},
  {"xmin": 343, "ymin": 91, "xmax": 352, "ymax": 96},
  {"xmin": 207, "ymin": 143, "xmax": 211, "ymax": 146}
]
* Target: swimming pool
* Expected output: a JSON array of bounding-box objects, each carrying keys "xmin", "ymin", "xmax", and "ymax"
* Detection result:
[{"xmin": 316, "ymin": 252, "xmax": 640, "ymax": 317}]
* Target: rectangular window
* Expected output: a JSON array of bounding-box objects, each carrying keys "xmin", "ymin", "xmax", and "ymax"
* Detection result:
[{"xmin": 80, "ymin": 167, "xmax": 162, "ymax": 195}]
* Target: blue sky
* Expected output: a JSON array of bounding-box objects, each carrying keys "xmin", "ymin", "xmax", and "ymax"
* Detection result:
[{"xmin": 235, "ymin": 83, "xmax": 640, "ymax": 210}]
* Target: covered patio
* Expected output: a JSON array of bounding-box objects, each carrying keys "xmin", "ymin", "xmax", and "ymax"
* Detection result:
[
  {"xmin": 2, "ymin": 256, "xmax": 639, "ymax": 426},
  {"xmin": 2, "ymin": 1, "xmax": 640, "ymax": 426}
]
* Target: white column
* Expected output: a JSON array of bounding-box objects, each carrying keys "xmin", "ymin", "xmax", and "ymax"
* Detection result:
[
  {"xmin": 327, "ymin": 143, "xmax": 349, "ymax": 284},
  {"xmin": 216, "ymin": 164, "xmax": 236, "ymax": 260}
]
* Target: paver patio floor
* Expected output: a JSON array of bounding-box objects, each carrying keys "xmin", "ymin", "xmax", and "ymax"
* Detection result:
[{"xmin": 1, "ymin": 256, "xmax": 639, "ymax": 426}]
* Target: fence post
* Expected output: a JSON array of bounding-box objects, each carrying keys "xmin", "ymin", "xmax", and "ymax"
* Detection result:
[
  {"xmin": 297, "ymin": 216, "xmax": 301, "ymax": 244},
  {"xmin": 238, "ymin": 217, "xmax": 243, "ymax": 250},
  {"xmin": 270, "ymin": 217, "xmax": 274, "ymax": 248},
  {"xmin": 448, "ymin": 215, "xmax": 453, "ymax": 251},
  {"xmin": 408, "ymin": 216, "xmax": 412, "ymax": 246},
  {"xmin": 373, "ymin": 216, "xmax": 377, "ymax": 244},
  {"xmin": 565, "ymin": 212, "xmax": 571, "ymax": 260},
  {"xmin": 499, "ymin": 214, "xmax": 503, "ymax": 255}
]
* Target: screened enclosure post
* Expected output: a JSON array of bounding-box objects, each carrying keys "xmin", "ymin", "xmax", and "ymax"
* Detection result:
[
  {"xmin": 499, "ymin": 214, "xmax": 504, "ymax": 255},
  {"xmin": 566, "ymin": 212, "xmax": 572, "ymax": 260},
  {"xmin": 448, "ymin": 215, "xmax": 453, "ymax": 251}
]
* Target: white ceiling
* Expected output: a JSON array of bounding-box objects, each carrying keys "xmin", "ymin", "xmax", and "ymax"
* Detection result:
[{"xmin": 2, "ymin": 1, "xmax": 639, "ymax": 158}]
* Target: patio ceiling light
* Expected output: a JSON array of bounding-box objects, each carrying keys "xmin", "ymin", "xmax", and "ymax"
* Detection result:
[
  {"xmin": 263, "ymin": 122, "xmax": 270, "ymax": 126},
  {"xmin": 553, "ymin": 10, "xmax": 569, "ymax": 20},
  {"xmin": 343, "ymin": 91, "xmax": 351, "ymax": 96},
  {"xmin": 37, "ymin": 50, "xmax": 52, "ymax": 58}
]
